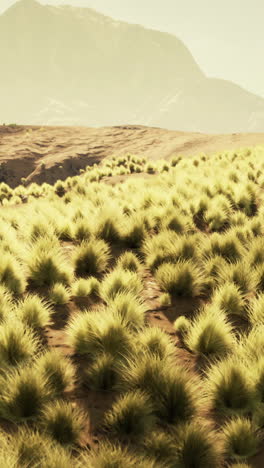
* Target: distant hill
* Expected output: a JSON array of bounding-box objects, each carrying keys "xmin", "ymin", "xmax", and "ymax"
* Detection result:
[
  {"xmin": 1, "ymin": 0, "xmax": 264, "ymax": 133},
  {"xmin": 0, "ymin": 123, "xmax": 264, "ymax": 187}
]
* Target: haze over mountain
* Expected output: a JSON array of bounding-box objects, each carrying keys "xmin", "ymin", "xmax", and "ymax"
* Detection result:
[{"xmin": 1, "ymin": 0, "xmax": 264, "ymax": 132}]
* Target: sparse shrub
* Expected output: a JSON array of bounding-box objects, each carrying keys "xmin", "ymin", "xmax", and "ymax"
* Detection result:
[
  {"xmin": 247, "ymin": 237, "xmax": 264, "ymax": 266},
  {"xmin": 27, "ymin": 241, "xmax": 72, "ymax": 287},
  {"xmin": 95, "ymin": 213, "xmax": 121, "ymax": 243},
  {"xmin": 41, "ymin": 400, "xmax": 85, "ymax": 446},
  {"xmin": 186, "ymin": 307, "xmax": 234, "ymax": 360},
  {"xmin": 121, "ymin": 356, "xmax": 197, "ymax": 424},
  {"xmin": 201, "ymin": 233, "xmax": 244, "ymax": 263},
  {"xmin": 219, "ymin": 262, "xmax": 257, "ymax": 295},
  {"xmin": 71, "ymin": 277, "xmax": 99, "ymax": 297},
  {"xmin": 163, "ymin": 212, "xmax": 190, "ymax": 234},
  {"xmin": 0, "ymin": 367, "xmax": 50, "ymax": 422},
  {"xmin": 241, "ymin": 325, "xmax": 264, "ymax": 362},
  {"xmin": 222, "ymin": 417, "xmax": 259, "ymax": 461},
  {"xmin": 0, "ymin": 319, "xmax": 39, "ymax": 368},
  {"xmin": 143, "ymin": 431, "xmax": 175, "ymax": 465},
  {"xmin": 145, "ymin": 162, "xmax": 156, "ymax": 174},
  {"xmin": 35, "ymin": 350, "xmax": 75, "ymax": 395},
  {"xmin": 202, "ymin": 254, "xmax": 228, "ymax": 281},
  {"xmin": 255, "ymin": 264, "xmax": 264, "ymax": 292},
  {"xmin": 155, "ymin": 261, "xmax": 203, "ymax": 297},
  {"xmin": 207, "ymin": 358, "xmax": 256, "ymax": 417},
  {"xmin": 14, "ymin": 428, "xmax": 57, "ymax": 468},
  {"xmin": 248, "ymin": 294, "xmax": 264, "ymax": 325},
  {"xmin": 67, "ymin": 309, "xmax": 134, "ymax": 359},
  {"xmin": 137, "ymin": 326, "xmax": 175, "ymax": 361},
  {"xmin": 74, "ymin": 219, "xmax": 92, "ymax": 242},
  {"xmin": 174, "ymin": 421, "xmax": 222, "ymax": 468},
  {"xmin": 29, "ymin": 218, "xmax": 55, "ymax": 241},
  {"xmin": 143, "ymin": 232, "xmax": 198, "ymax": 271},
  {"xmin": 49, "ymin": 283, "xmax": 70, "ymax": 305},
  {"xmin": 0, "ymin": 252, "xmax": 26, "ymax": 294},
  {"xmin": 107, "ymin": 291, "xmax": 146, "ymax": 330},
  {"xmin": 160, "ymin": 292, "xmax": 171, "ymax": 306},
  {"xmin": 54, "ymin": 181, "xmax": 66, "ymax": 197},
  {"xmin": 79, "ymin": 442, "xmax": 154, "ymax": 467},
  {"xmin": 54, "ymin": 218, "xmax": 74, "ymax": 241},
  {"xmin": 116, "ymin": 251, "xmax": 141, "ymax": 272},
  {"xmin": 0, "ymin": 285, "xmax": 13, "ymax": 322},
  {"xmin": 212, "ymin": 283, "xmax": 246, "ymax": 317},
  {"xmin": 83, "ymin": 353, "xmax": 120, "ymax": 391},
  {"xmin": 15, "ymin": 294, "xmax": 52, "ymax": 330},
  {"xmin": 171, "ymin": 156, "xmax": 181, "ymax": 167},
  {"xmin": 73, "ymin": 239, "xmax": 110, "ymax": 277},
  {"xmin": 174, "ymin": 316, "xmax": 191, "ymax": 340},
  {"xmin": 100, "ymin": 268, "xmax": 143, "ymax": 302},
  {"xmin": 122, "ymin": 215, "xmax": 146, "ymax": 247},
  {"xmin": 104, "ymin": 390, "xmax": 156, "ymax": 438}
]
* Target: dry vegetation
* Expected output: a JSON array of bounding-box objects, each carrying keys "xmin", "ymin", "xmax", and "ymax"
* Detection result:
[{"xmin": 0, "ymin": 146, "xmax": 264, "ymax": 466}]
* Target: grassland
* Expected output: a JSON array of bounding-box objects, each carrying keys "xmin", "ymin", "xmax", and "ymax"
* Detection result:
[{"xmin": 0, "ymin": 146, "xmax": 264, "ymax": 466}]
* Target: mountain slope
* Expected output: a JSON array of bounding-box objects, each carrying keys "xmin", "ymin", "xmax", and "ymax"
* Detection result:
[{"xmin": 0, "ymin": 0, "xmax": 264, "ymax": 132}]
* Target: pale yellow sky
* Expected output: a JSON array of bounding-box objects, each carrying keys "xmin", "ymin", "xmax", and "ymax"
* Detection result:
[{"xmin": 2, "ymin": 0, "xmax": 264, "ymax": 98}]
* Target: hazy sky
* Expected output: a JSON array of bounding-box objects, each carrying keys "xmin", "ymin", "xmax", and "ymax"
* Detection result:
[{"xmin": 2, "ymin": 0, "xmax": 264, "ymax": 98}]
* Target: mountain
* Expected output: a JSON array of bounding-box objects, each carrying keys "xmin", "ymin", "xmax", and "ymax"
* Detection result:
[{"xmin": 0, "ymin": 0, "xmax": 264, "ymax": 133}]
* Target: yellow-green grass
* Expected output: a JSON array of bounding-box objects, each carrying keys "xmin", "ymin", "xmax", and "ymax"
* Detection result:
[{"xmin": 0, "ymin": 145, "xmax": 263, "ymax": 466}]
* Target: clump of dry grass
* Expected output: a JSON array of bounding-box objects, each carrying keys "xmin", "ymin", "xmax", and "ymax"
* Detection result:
[
  {"xmin": 41, "ymin": 400, "xmax": 86, "ymax": 446},
  {"xmin": 73, "ymin": 239, "xmax": 110, "ymax": 278},
  {"xmin": 155, "ymin": 261, "xmax": 203, "ymax": 297}
]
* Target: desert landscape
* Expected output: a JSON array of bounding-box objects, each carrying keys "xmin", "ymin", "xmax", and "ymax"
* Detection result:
[
  {"xmin": 0, "ymin": 131, "xmax": 264, "ymax": 466},
  {"xmin": 1, "ymin": 0, "xmax": 264, "ymax": 466},
  {"xmin": 1, "ymin": 124, "xmax": 264, "ymax": 187}
]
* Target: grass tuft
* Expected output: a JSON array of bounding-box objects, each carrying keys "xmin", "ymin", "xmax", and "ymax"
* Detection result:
[
  {"xmin": 137, "ymin": 326, "xmax": 175, "ymax": 361},
  {"xmin": 49, "ymin": 283, "xmax": 70, "ymax": 305},
  {"xmin": 156, "ymin": 261, "xmax": 203, "ymax": 297},
  {"xmin": 186, "ymin": 307, "xmax": 234, "ymax": 360},
  {"xmin": 107, "ymin": 291, "xmax": 146, "ymax": 331},
  {"xmin": 116, "ymin": 251, "xmax": 141, "ymax": 272},
  {"xmin": 42, "ymin": 400, "xmax": 85, "ymax": 446},
  {"xmin": 223, "ymin": 417, "xmax": 259, "ymax": 460},
  {"xmin": 0, "ymin": 252, "xmax": 26, "ymax": 295},
  {"xmin": 120, "ymin": 355, "xmax": 197, "ymax": 424},
  {"xmin": 174, "ymin": 421, "xmax": 222, "ymax": 468},
  {"xmin": 0, "ymin": 285, "xmax": 13, "ymax": 323},
  {"xmin": 83, "ymin": 352, "xmax": 120, "ymax": 391},
  {"xmin": 207, "ymin": 358, "xmax": 256, "ymax": 417},
  {"xmin": 73, "ymin": 239, "xmax": 110, "ymax": 277},
  {"xmin": 104, "ymin": 390, "xmax": 156, "ymax": 438},
  {"xmin": 0, "ymin": 319, "xmax": 39, "ymax": 368},
  {"xmin": 72, "ymin": 277, "xmax": 100, "ymax": 297},
  {"xmin": 0, "ymin": 366, "xmax": 51, "ymax": 422},
  {"xmin": 35, "ymin": 350, "xmax": 75, "ymax": 396},
  {"xmin": 67, "ymin": 309, "xmax": 134, "ymax": 359},
  {"xmin": 15, "ymin": 294, "xmax": 52, "ymax": 330},
  {"xmin": 100, "ymin": 268, "xmax": 143, "ymax": 302},
  {"xmin": 212, "ymin": 283, "xmax": 246, "ymax": 317}
]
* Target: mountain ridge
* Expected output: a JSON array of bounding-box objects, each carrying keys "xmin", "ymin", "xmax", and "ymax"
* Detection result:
[{"xmin": 1, "ymin": 0, "xmax": 264, "ymax": 133}]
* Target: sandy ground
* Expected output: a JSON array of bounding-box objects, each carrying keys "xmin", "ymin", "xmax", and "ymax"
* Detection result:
[{"xmin": 0, "ymin": 124, "xmax": 263, "ymax": 187}]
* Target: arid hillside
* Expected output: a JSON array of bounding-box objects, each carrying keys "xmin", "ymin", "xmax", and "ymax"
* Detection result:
[{"xmin": 0, "ymin": 124, "xmax": 264, "ymax": 187}]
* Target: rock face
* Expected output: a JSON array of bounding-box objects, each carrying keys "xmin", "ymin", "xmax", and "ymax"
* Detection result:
[{"xmin": 0, "ymin": 0, "xmax": 264, "ymax": 133}]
